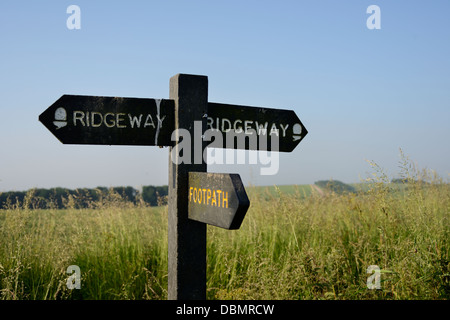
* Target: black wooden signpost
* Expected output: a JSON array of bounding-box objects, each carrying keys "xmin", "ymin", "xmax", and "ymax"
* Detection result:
[{"xmin": 39, "ymin": 73, "xmax": 308, "ymax": 300}]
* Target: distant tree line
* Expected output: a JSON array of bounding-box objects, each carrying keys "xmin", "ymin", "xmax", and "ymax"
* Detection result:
[
  {"xmin": 0, "ymin": 185, "xmax": 168, "ymax": 210},
  {"xmin": 314, "ymin": 178, "xmax": 431, "ymax": 195},
  {"xmin": 314, "ymin": 180, "xmax": 356, "ymax": 194}
]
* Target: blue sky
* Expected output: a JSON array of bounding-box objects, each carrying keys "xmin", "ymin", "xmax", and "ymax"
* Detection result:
[{"xmin": 1, "ymin": 1, "xmax": 449, "ymax": 191}]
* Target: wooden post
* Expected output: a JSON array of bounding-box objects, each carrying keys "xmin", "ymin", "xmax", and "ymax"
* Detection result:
[{"xmin": 168, "ymin": 74, "xmax": 208, "ymax": 300}]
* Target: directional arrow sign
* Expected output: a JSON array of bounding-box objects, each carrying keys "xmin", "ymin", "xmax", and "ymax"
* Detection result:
[
  {"xmin": 207, "ymin": 102, "xmax": 307, "ymax": 152},
  {"xmin": 39, "ymin": 95, "xmax": 175, "ymax": 146},
  {"xmin": 188, "ymin": 172, "xmax": 250, "ymax": 230},
  {"xmin": 39, "ymin": 95, "xmax": 307, "ymax": 152}
]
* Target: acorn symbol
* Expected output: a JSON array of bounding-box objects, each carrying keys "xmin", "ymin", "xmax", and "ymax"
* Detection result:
[
  {"xmin": 53, "ymin": 107, "xmax": 67, "ymax": 129},
  {"xmin": 292, "ymin": 123, "xmax": 302, "ymax": 141}
]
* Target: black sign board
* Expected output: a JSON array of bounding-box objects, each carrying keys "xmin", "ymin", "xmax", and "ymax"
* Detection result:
[
  {"xmin": 39, "ymin": 95, "xmax": 175, "ymax": 146},
  {"xmin": 188, "ymin": 172, "xmax": 250, "ymax": 230},
  {"xmin": 39, "ymin": 95, "xmax": 307, "ymax": 153},
  {"xmin": 207, "ymin": 102, "xmax": 307, "ymax": 152}
]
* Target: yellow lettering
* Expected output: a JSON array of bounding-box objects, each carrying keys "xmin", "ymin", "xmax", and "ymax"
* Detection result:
[
  {"xmin": 191, "ymin": 187, "xmax": 230, "ymax": 208},
  {"xmin": 198, "ymin": 187, "xmax": 202, "ymax": 204},
  {"xmin": 217, "ymin": 190, "xmax": 222, "ymax": 208},
  {"xmin": 211, "ymin": 190, "xmax": 217, "ymax": 206},
  {"xmin": 222, "ymin": 191, "xmax": 228, "ymax": 208},
  {"xmin": 207, "ymin": 189, "xmax": 211, "ymax": 205}
]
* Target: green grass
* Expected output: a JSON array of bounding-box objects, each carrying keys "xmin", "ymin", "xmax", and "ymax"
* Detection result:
[
  {"xmin": 0, "ymin": 203, "xmax": 168, "ymax": 300},
  {"xmin": 0, "ymin": 160, "xmax": 449, "ymax": 300}
]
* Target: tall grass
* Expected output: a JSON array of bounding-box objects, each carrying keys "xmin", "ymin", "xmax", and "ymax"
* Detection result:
[
  {"xmin": 0, "ymin": 155, "xmax": 449, "ymax": 300},
  {"xmin": 207, "ymin": 154, "xmax": 449, "ymax": 299},
  {"xmin": 208, "ymin": 182, "xmax": 449, "ymax": 299},
  {"xmin": 0, "ymin": 198, "xmax": 168, "ymax": 300}
]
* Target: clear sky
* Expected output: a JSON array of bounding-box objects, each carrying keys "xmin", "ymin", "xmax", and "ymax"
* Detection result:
[{"xmin": 1, "ymin": 1, "xmax": 449, "ymax": 191}]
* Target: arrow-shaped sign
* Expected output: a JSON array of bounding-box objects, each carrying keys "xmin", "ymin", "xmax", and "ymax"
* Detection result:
[
  {"xmin": 40, "ymin": 95, "xmax": 307, "ymax": 153},
  {"xmin": 39, "ymin": 95, "xmax": 175, "ymax": 146},
  {"xmin": 188, "ymin": 172, "xmax": 250, "ymax": 230},
  {"xmin": 207, "ymin": 102, "xmax": 307, "ymax": 152}
]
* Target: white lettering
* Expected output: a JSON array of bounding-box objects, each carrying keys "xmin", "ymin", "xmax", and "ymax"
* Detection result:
[
  {"xmin": 204, "ymin": 129, "xmax": 223, "ymax": 165},
  {"xmin": 128, "ymin": 114, "xmax": 143, "ymax": 128},
  {"xmin": 104, "ymin": 113, "xmax": 115, "ymax": 128},
  {"xmin": 206, "ymin": 117, "xmax": 213, "ymax": 130},
  {"xmin": 260, "ymin": 133, "xmax": 279, "ymax": 176},
  {"xmin": 91, "ymin": 112, "xmax": 102, "ymax": 128},
  {"xmin": 270, "ymin": 123, "xmax": 279, "ymax": 136},
  {"xmin": 367, "ymin": 5, "xmax": 381, "ymax": 30},
  {"xmin": 264, "ymin": 305, "xmax": 275, "ymax": 314},
  {"xmin": 203, "ymin": 117, "xmax": 290, "ymax": 139},
  {"xmin": 220, "ymin": 304, "xmax": 274, "ymax": 315},
  {"xmin": 221, "ymin": 305, "xmax": 229, "ymax": 314},
  {"xmin": 66, "ymin": 265, "xmax": 81, "ymax": 289},
  {"xmin": 280, "ymin": 123, "xmax": 289, "ymax": 137},
  {"xmin": 222, "ymin": 118, "xmax": 231, "ymax": 132},
  {"xmin": 244, "ymin": 120, "xmax": 253, "ymax": 134},
  {"xmin": 66, "ymin": 5, "xmax": 81, "ymax": 30},
  {"xmin": 367, "ymin": 265, "xmax": 381, "ymax": 289},
  {"xmin": 233, "ymin": 119, "xmax": 243, "ymax": 133},
  {"xmin": 71, "ymin": 111, "xmax": 169, "ymax": 130},
  {"xmin": 116, "ymin": 113, "xmax": 126, "ymax": 128},
  {"xmin": 176, "ymin": 304, "xmax": 210, "ymax": 317},
  {"xmin": 156, "ymin": 115, "xmax": 166, "ymax": 127},
  {"xmin": 73, "ymin": 111, "xmax": 85, "ymax": 126},
  {"xmin": 171, "ymin": 128, "xmax": 191, "ymax": 164},
  {"xmin": 255, "ymin": 121, "xmax": 268, "ymax": 135},
  {"xmin": 172, "ymin": 121, "xmax": 279, "ymax": 175},
  {"xmin": 144, "ymin": 114, "xmax": 155, "ymax": 128}
]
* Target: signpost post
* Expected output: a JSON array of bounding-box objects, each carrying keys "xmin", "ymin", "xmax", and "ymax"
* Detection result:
[
  {"xmin": 38, "ymin": 73, "xmax": 308, "ymax": 300},
  {"xmin": 167, "ymin": 74, "xmax": 208, "ymax": 300}
]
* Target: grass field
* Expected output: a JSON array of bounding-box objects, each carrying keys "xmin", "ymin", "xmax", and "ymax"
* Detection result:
[{"xmin": 0, "ymin": 161, "xmax": 449, "ymax": 300}]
